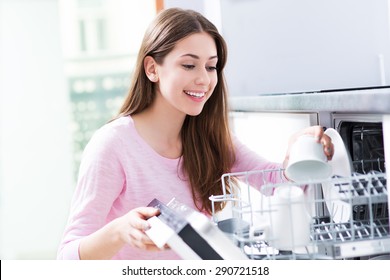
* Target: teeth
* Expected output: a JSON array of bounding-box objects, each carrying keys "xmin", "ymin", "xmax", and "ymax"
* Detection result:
[{"xmin": 185, "ymin": 91, "xmax": 205, "ymax": 98}]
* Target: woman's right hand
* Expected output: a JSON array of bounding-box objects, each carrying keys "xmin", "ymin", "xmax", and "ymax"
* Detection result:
[
  {"xmin": 79, "ymin": 206, "xmax": 163, "ymax": 259},
  {"xmin": 115, "ymin": 207, "xmax": 162, "ymax": 251}
]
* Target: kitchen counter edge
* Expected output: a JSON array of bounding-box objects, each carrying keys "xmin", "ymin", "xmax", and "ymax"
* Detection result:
[{"xmin": 229, "ymin": 88, "xmax": 390, "ymax": 113}]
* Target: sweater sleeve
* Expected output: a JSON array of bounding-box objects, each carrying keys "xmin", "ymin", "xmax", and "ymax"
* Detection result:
[
  {"xmin": 231, "ymin": 136, "xmax": 287, "ymax": 195},
  {"xmin": 57, "ymin": 125, "xmax": 125, "ymax": 259}
]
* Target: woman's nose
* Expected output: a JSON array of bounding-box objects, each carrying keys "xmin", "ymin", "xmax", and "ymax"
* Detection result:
[{"xmin": 195, "ymin": 68, "xmax": 211, "ymax": 85}]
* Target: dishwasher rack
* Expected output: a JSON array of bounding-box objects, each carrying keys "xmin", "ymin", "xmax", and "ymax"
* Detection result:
[{"xmin": 210, "ymin": 168, "xmax": 390, "ymax": 259}]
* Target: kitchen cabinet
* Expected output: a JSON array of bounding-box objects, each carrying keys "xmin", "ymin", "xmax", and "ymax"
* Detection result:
[{"xmin": 220, "ymin": 0, "xmax": 390, "ymax": 96}]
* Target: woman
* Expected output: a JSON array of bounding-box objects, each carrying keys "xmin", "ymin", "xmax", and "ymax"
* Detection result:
[{"xmin": 57, "ymin": 8, "xmax": 333, "ymax": 260}]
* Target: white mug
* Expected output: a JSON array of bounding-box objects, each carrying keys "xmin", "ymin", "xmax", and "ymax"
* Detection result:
[
  {"xmin": 250, "ymin": 186, "xmax": 312, "ymax": 250},
  {"xmin": 285, "ymin": 135, "xmax": 332, "ymax": 182}
]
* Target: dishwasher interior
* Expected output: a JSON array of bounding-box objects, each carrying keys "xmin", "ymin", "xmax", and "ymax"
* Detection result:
[{"xmin": 210, "ymin": 117, "xmax": 389, "ymax": 260}]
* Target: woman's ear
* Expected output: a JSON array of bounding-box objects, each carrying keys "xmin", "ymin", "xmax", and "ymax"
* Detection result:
[{"xmin": 144, "ymin": 56, "xmax": 159, "ymax": 82}]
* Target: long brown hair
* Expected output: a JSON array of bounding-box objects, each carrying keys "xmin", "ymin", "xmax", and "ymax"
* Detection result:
[{"xmin": 118, "ymin": 8, "xmax": 235, "ymax": 214}]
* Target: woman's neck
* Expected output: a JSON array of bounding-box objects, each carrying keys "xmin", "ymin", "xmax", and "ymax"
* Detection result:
[{"xmin": 132, "ymin": 100, "xmax": 185, "ymax": 159}]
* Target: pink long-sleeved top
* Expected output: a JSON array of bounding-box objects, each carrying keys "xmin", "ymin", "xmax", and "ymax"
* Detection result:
[{"xmin": 57, "ymin": 116, "xmax": 284, "ymax": 260}]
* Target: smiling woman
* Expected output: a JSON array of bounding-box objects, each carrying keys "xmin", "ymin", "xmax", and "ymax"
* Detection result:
[
  {"xmin": 57, "ymin": 8, "xmax": 237, "ymax": 260},
  {"xmin": 57, "ymin": 7, "xmax": 333, "ymax": 261},
  {"xmin": 143, "ymin": 32, "xmax": 218, "ymax": 116}
]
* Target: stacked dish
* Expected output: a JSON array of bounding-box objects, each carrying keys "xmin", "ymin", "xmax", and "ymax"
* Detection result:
[{"xmin": 322, "ymin": 128, "xmax": 354, "ymax": 223}]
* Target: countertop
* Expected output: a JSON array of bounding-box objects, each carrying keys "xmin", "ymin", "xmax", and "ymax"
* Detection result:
[{"xmin": 229, "ymin": 87, "xmax": 390, "ymax": 113}]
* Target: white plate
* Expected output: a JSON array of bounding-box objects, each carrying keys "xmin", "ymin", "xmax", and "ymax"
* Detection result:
[{"xmin": 322, "ymin": 128, "xmax": 353, "ymax": 223}]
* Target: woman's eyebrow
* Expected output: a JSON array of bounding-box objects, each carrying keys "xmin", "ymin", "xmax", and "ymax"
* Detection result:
[{"xmin": 180, "ymin": 53, "xmax": 218, "ymax": 60}]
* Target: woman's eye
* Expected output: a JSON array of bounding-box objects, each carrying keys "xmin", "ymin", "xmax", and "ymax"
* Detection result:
[
  {"xmin": 207, "ymin": 66, "xmax": 218, "ymax": 72},
  {"xmin": 182, "ymin": 64, "xmax": 195, "ymax": 70}
]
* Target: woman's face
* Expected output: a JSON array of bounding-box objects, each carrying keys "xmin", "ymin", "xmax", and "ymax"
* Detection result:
[{"xmin": 154, "ymin": 32, "xmax": 218, "ymax": 116}]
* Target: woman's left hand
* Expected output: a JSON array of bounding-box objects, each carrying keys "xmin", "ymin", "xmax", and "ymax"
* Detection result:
[{"xmin": 283, "ymin": 125, "xmax": 334, "ymax": 169}]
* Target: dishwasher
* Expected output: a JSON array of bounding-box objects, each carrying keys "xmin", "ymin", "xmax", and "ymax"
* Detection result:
[{"xmin": 210, "ymin": 113, "xmax": 390, "ymax": 260}]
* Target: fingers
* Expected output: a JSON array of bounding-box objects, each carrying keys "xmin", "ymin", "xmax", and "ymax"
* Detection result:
[
  {"xmin": 313, "ymin": 126, "xmax": 324, "ymax": 143},
  {"xmin": 130, "ymin": 207, "xmax": 160, "ymax": 231},
  {"xmin": 320, "ymin": 133, "xmax": 334, "ymax": 160},
  {"xmin": 308, "ymin": 126, "xmax": 333, "ymax": 160},
  {"xmin": 302, "ymin": 125, "xmax": 323, "ymax": 142},
  {"xmin": 135, "ymin": 206, "xmax": 161, "ymax": 218},
  {"xmin": 296, "ymin": 125, "xmax": 334, "ymax": 160},
  {"xmin": 121, "ymin": 207, "xmax": 166, "ymax": 252},
  {"xmin": 127, "ymin": 226, "xmax": 161, "ymax": 251}
]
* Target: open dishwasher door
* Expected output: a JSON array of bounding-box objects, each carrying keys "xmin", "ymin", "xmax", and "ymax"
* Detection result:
[
  {"xmin": 383, "ymin": 114, "xmax": 390, "ymax": 233},
  {"xmin": 145, "ymin": 198, "xmax": 248, "ymax": 260}
]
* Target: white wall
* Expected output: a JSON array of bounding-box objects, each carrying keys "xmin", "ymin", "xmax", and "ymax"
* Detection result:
[
  {"xmin": 220, "ymin": 0, "xmax": 390, "ymax": 95},
  {"xmin": 164, "ymin": 0, "xmax": 222, "ymax": 32},
  {"xmin": 0, "ymin": 0, "xmax": 74, "ymax": 259},
  {"xmin": 59, "ymin": 0, "xmax": 156, "ymax": 59}
]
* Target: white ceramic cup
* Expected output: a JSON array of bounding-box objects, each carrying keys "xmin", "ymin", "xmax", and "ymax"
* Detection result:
[
  {"xmin": 250, "ymin": 186, "xmax": 312, "ymax": 250},
  {"xmin": 285, "ymin": 134, "xmax": 332, "ymax": 182}
]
